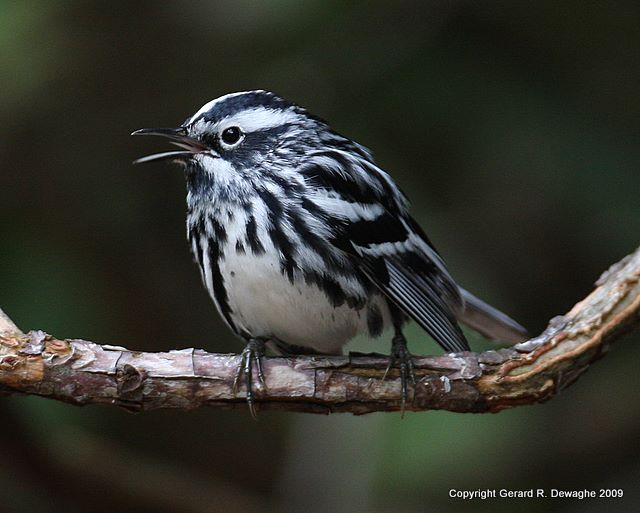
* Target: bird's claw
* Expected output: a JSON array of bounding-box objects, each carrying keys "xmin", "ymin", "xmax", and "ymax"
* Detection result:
[
  {"xmin": 233, "ymin": 339, "xmax": 267, "ymax": 418},
  {"xmin": 382, "ymin": 334, "xmax": 416, "ymax": 416}
]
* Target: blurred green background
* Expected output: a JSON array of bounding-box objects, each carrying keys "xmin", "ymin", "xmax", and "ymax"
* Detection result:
[{"xmin": 1, "ymin": 1, "xmax": 639, "ymax": 512}]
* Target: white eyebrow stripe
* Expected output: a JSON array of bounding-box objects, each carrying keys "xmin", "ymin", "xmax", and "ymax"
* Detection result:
[{"xmin": 217, "ymin": 107, "xmax": 300, "ymax": 133}]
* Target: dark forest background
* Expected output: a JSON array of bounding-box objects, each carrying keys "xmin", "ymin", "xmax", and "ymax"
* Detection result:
[{"xmin": 1, "ymin": 2, "xmax": 639, "ymax": 512}]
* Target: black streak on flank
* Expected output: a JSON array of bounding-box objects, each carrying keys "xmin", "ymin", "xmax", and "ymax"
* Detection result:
[
  {"xmin": 300, "ymin": 196, "xmax": 329, "ymax": 221},
  {"xmin": 245, "ymin": 215, "xmax": 265, "ymax": 255},
  {"xmin": 255, "ymin": 186, "xmax": 284, "ymax": 222},
  {"xmin": 366, "ymin": 303, "xmax": 384, "ymax": 338},
  {"xmin": 235, "ymin": 240, "xmax": 246, "ymax": 254},
  {"xmin": 207, "ymin": 238, "xmax": 237, "ymax": 333},
  {"xmin": 289, "ymin": 209, "xmax": 337, "ymax": 270},
  {"xmin": 209, "ymin": 215, "xmax": 227, "ymax": 243},
  {"xmin": 188, "ymin": 216, "xmax": 206, "ymax": 266},
  {"xmin": 192, "ymin": 235, "xmax": 204, "ymax": 269},
  {"xmin": 303, "ymin": 271, "xmax": 365, "ymax": 310},
  {"xmin": 269, "ymin": 225, "xmax": 297, "ymax": 282},
  {"xmin": 256, "ymin": 187, "xmax": 297, "ymax": 282},
  {"xmin": 303, "ymin": 271, "xmax": 345, "ymax": 308}
]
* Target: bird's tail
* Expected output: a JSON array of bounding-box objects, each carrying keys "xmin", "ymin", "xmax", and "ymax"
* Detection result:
[{"xmin": 455, "ymin": 288, "xmax": 529, "ymax": 344}]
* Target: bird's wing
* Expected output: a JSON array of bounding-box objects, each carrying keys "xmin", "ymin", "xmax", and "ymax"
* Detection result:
[
  {"xmin": 300, "ymin": 150, "xmax": 469, "ymax": 353},
  {"xmin": 346, "ymin": 215, "xmax": 469, "ymax": 353}
]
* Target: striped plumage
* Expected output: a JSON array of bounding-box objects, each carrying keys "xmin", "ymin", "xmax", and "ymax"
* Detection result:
[{"xmin": 133, "ymin": 90, "xmax": 528, "ymax": 411}]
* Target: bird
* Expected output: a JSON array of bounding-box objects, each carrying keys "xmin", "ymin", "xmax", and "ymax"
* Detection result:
[{"xmin": 132, "ymin": 89, "xmax": 528, "ymax": 415}]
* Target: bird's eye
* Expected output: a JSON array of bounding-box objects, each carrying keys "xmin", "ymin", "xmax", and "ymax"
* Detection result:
[{"xmin": 220, "ymin": 126, "xmax": 243, "ymax": 147}]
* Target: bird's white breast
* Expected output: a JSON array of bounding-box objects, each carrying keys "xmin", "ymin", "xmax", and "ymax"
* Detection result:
[
  {"xmin": 192, "ymin": 199, "xmax": 392, "ymax": 354},
  {"xmin": 219, "ymin": 249, "xmax": 369, "ymax": 354}
]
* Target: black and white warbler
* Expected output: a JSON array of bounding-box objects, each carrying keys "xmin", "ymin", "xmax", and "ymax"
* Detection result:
[{"xmin": 133, "ymin": 90, "xmax": 528, "ymax": 414}]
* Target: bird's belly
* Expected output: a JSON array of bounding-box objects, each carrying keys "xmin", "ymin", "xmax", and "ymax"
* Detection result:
[{"xmin": 219, "ymin": 250, "xmax": 374, "ymax": 354}]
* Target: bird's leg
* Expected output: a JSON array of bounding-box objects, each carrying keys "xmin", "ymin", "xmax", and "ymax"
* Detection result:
[
  {"xmin": 383, "ymin": 331, "xmax": 416, "ymax": 415},
  {"xmin": 232, "ymin": 338, "xmax": 267, "ymax": 418}
]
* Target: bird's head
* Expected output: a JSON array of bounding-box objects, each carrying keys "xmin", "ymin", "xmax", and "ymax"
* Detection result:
[
  {"xmin": 133, "ymin": 89, "xmax": 377, "ymax": 205},
  {"xmin": 132, "ymin": 90, "xmax": 327, "ymax": 174}
]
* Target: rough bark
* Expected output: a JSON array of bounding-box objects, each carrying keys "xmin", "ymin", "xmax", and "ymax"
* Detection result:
[{"xmin": 1, "ymin": 247, "xmax": 639, "ymax": 415}]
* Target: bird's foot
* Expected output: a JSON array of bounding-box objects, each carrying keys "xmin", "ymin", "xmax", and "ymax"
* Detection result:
[
  {"xmin": 233, "ymin": 339, "xmax": 267, "ymax": 418},
  {"xmin": 383, "ymin": 333, "xmax": 416, "ymax": 416}
]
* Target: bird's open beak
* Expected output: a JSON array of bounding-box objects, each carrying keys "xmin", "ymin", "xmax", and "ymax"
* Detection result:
[{"xmin": 131, "ymin": 127, "xmax": 210, "ymax": 164}]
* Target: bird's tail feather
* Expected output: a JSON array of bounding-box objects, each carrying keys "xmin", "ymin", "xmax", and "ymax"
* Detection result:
[{"xmin": 455, "ymin": 288, "xmax": 529, "ymax": 344}]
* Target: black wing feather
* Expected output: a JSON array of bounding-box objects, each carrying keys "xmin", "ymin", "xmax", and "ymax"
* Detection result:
[
  {"xmin": 356, "ymin": 245, "xmax": 469, "ymax": 353},
  {"xmin": 302, "ymin": 148, "xmax": 470, "ymax": 353},
  {"xmin": 329, "ymin": 211, "xmax": 469, "ymax": 353}
]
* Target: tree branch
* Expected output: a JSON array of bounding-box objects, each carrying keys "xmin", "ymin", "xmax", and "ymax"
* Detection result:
[{"xmin": 1, "ymin": 247, "xmax": 639, "ymax": 415}]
